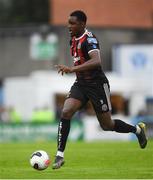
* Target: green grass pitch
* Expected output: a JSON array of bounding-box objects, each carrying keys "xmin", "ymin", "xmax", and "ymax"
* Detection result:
[{"xmin": 0, "ymin": 140, "xmax": 153, "ymax": 179}]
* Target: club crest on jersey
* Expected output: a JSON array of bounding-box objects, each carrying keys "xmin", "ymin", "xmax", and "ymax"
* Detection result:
[
  {"xmin": 74, "ymin": 56, "xmax": 80, "ymax": 63},
  {"xmin": 102, "ymin": 104, "xmax": 108, "ymax": 111},
  {"xmin": 87, "ymin": 38, "xmax": 98, "ymax": 44}
]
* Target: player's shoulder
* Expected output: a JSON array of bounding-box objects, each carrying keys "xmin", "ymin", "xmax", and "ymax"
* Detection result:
[
  {"xmin": 85, "ymin": 30, "xmax": 96, "ymax": 38},
  {"xmin": 85, "ymin": 30, "xmax": 98, "ymax": 43},
  {"xmin": 86, "ymin": 30, "xmax": 94, "ymax": 37}
]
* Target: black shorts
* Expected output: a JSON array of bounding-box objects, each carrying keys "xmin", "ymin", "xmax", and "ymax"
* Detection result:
[{"xmin": 66, "ymin": 80, "xmax": 112, "ymax": 113}]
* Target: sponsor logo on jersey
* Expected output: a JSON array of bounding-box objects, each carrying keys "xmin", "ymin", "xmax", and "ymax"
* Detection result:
[
  {"xmin": 73, "ymin": 56, "xmax": 80, "ymax": 63},
  {"xmin": 92, "ymin": 44, "xmax": 97, "ymax": 49},
  {"xmin": 87, "ymin": 37, "xmax": 98, "ymax": 44}
]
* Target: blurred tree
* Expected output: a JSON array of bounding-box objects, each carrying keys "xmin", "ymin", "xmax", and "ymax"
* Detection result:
[{"xmin": 0, "ymin": 0, "xmax": 50, "ymax": 24}]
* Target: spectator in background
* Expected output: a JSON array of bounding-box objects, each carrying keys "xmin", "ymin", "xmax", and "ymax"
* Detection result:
[
  {"xmin": 8, "ymin": 106, "xmax": 22, "ymax": 123},
  {"xmin": 0, "ymin": 79, "xmax": 4, "ymax": 122},
  {"xmin": 0, "ymin": 106, "xmax": 9, "ymax": 123},
  {"xmin": 0, "ymin": 106, "xmax": 21, "ymax": 123},
  {"xmin": 0, "ymin": 106, "xmax": 3, "ymax": 122}
]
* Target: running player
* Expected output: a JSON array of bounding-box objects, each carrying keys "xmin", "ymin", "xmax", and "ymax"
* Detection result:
[{"xmin": 52, "ymin": 10, "xmax": 147, "ymax": 169}]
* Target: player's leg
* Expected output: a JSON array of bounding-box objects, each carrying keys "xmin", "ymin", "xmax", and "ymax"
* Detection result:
[
  {"xmin": 95, "ymin": 111, "xmax": 136, "ymax": 133},
  {"xmin": 95, "ymin": 111, "xmax": 147, "ymax": 148},
  {"xmin": 53, "ymin": 82, "xmax": 88, "ymax": 169},
  {"xmin": 52, "ymin": 97, "xmax": 82, "ymax": 169},
  {"xmin": 88, "ymin": 81, "xmax": 147, "ymax": 149},
  {"xmin": 57, "ymin": 98, "xmax": 82, "ymax": 154}
]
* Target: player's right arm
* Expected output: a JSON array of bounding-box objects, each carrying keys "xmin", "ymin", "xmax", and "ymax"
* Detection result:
[{"xmin": 55, "ymin": 50, "xmax": 101, "ymax": 75}]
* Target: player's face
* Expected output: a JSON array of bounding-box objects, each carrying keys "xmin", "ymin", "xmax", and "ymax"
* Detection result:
[{"xmin": 68, "ymin": 16, "xmax": 85, "ymax": 37}]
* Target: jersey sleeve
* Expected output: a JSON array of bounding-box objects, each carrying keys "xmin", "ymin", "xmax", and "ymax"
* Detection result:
[{"xmin": 83, "ymin": 36, "xmax": 100, "ymax": 54}]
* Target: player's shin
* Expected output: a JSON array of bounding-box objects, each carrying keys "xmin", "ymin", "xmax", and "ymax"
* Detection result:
[
  {"xmin": 57, "ymin": 118, "xmax": 71, "ymax": 155},
  {"xmin": 52, "ymin": 118, "xmax": 70, "ymax": 169},
  {"xmin": 113, "ymin": 119, "xmax": 136, "ymax": 133}
]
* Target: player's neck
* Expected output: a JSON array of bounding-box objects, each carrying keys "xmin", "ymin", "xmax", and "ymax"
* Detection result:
[{"xmin": 75, "ymin": 29, "xmax": 87, "ymax": 40}]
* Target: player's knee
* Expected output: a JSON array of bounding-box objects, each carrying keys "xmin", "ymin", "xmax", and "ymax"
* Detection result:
[
  {"xmin": 61, "ymin": 108, "xmax": 73, "ymax": 119},
  {"xmin": 99, "ymin": 123, "xmax": 113, "ymax": 131},
  {"xmin": 100, "ymin": 125, "xmax": 110, "ymax": 131}
]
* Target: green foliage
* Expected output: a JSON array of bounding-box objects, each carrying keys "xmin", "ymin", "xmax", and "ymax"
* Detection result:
[
  {"xmin": 0, "ymin": 141, "xmax": 153, "ymax": 179},
  {"xmin": 0, "ymin": 0, "xmax": 49, "ymax": 24}
]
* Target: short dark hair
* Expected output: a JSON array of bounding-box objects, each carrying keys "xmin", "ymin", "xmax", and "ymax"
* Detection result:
[{"xmin": 70, "ymin": 10, "xmax": 87, "ymax": 23}]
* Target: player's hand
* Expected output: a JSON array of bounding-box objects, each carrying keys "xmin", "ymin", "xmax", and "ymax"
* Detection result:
[{"xmin": 55, "ymin": 65, "xmax": 73, "ymax": 75}]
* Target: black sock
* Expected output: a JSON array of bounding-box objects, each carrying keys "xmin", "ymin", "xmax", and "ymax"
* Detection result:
[
  {"xmin": 57, "ymin": 118, "xmax": 71, "ymax": 152},
  {"xmin": 114, "ymin": 119, "xmax": 136, "ymax": 133}
]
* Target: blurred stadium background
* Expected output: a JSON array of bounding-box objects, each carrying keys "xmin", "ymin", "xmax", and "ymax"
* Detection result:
[{"xmin": 0, "ymin": 0, "xmax": 153, "ymax": 154}]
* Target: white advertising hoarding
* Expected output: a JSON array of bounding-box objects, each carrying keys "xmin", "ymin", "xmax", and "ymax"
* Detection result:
[{"xmin": 113, "ymin": 44, "xmax": 153, "ymax": 79}]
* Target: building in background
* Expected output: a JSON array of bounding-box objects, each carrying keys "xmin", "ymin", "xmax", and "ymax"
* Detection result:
[
  {"xmin": 0, "ymin": 0, "xmax": 153, "ymax": 141},
  {"xmin": 50, "ymin": 0, "xmax": 153, "ymax": 28}
]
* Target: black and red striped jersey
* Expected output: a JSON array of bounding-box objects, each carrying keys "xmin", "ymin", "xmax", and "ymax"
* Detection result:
[{"xmin": 70, "ymin": 29, "xmax": 107, "ymax": 83}]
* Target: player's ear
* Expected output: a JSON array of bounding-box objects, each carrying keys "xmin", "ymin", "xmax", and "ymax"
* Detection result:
[{"xmin": 81, "ymin": 21, "xmax": 86, "ymax": 27}]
